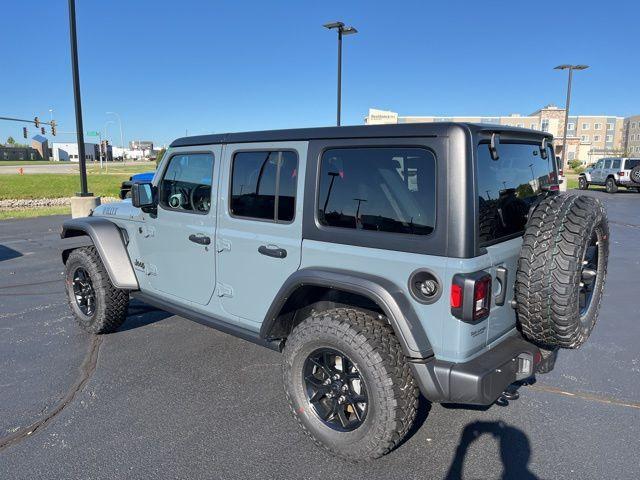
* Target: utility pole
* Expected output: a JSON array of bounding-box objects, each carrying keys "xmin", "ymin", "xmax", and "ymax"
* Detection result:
[
  {"xmin": 68, "ymin": 0, "xmax": 90, "ymax": 197},
  {"xmin": 323, "ymin": 21, "xmax": 358, "ymax": 126},
  {"xmin": 554, "ymin": 64, "xmax": 589, "ymax": 178}
]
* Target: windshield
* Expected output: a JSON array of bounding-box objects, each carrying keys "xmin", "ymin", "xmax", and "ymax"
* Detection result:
[{"xmin": 477, "ymin": 141, "xmax": 556, "ymax": 246}]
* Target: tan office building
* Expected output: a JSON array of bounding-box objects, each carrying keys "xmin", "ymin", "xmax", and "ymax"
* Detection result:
[
  {"xmin": 623, "ymin": 115, "xmax": 640, "ymax": 156},
  {"xmin": 365, "ymin": 104, "xmax": 636, "ymax": 165}
]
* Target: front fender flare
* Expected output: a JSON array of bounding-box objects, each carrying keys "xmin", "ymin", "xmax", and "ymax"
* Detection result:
[
  {"xmin": 61, "ymin": 217, "xmax": 139, "ymax": 290},
  {"xmin": 260, "ymin": 268, "xmax": 433, "ymax": 358}
]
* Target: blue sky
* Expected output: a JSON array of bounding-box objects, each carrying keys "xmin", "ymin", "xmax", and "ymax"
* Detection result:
[{"xmin": 1, "ymin": 0, "xmax": 638, "ymax": 147}]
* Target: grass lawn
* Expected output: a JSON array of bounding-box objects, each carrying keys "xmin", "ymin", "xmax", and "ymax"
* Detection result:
[
  {"xmin": 0, "ymin": 173, "xmax": 130, "ymax": 199},
  {"xmin": 0, "ymin": 206, "xmax": 70, "ymax": 220},
  {"xmin": 0, "ymin": 160, "xmax": 60, "ymax": 166},
  {"xmin": 0, "ymin": 163, "xmax": 155, "ymax": 200}
]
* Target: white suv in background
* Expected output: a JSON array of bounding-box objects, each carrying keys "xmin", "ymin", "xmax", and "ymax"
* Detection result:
[{"xmin": 579, "ymin": 157, "xmax": 640, "ymax": 193}]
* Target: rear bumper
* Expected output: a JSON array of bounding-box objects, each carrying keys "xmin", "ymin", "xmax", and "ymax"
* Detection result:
[{"xmin": 409, "ymin": 334, "xmax": 551, "ymax": 405}]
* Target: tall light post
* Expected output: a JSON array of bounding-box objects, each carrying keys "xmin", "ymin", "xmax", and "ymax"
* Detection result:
[
  {"xmin": 323, "ymin": 21, "xmax": 358, "ymax": 126},
  {"xmin": 554, "ymin": 64, "xmax": 589, "ymax": 175},
  {"xmin": 68, "ymin": 0, "xmax": 90, "ymax": 197},
  {"xmin": 106, "ymin": 111, "xmax": 125, "ymax": 162}
]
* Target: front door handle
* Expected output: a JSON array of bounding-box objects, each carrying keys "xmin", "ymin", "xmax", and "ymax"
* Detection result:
[
  {"xmin": 189, "ymin": 234, "xmax": 211, "ymax": 246},
  {"xmin": 258, "ymin": 245, "xmax": 287, "ymax": 259},
  {"xmin": 495, "ymin": 266, "xmax": 508, "ymax": 306}
]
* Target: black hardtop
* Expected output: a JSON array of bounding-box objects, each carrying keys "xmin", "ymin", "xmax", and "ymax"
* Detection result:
[{"xmin": 170, "ymin": 122, "xmax": 551, "ymax": 148}]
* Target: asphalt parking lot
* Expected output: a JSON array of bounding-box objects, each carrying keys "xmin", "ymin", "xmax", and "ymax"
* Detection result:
[{"xmin": 1, "ymin": 189, "xmax": 639, "ymax": 480}]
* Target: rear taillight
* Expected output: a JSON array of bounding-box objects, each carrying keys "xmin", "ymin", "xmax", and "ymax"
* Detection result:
[
  {"xmin": 450, "ymin": 284, "xmax": 463, "ymax": 309},
  {"xmin": 473, "ymin": 275, "xmax": 492, "ymax": 320},
  {"xmin": 451, "ymin": 272, "xmax": 492, "ymax": 322},
  {"xmin": 618, "ymin": 172, "xmax": 625, "ymax": 177},
  {"xmin": 558, "ymin": 168, "xmax": 564, "ymax": 177}
]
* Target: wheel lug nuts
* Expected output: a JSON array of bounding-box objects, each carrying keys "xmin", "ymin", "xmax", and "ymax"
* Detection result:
[
  {"xmin": 338, "ymin": 395, "xmax": 346, "ymax": 404},
  {"xmin": 341, "ymin": 385, "xmax": 348, "ymax": 392}
]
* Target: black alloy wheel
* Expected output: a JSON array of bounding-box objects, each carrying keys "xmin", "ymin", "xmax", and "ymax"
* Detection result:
[
  {"xmin": 72, "ymin": 267, "xmax": 96, "ymax": 316},
  {"xmin": 579, "ymin": 231, "xmax": 600, "ymax": 318},
  {"xmin": 303, "ymin": 348, "xmax": 368, "ymax": 432}
]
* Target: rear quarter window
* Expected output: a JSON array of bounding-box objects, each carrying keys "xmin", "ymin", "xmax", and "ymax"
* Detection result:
[
  {"xmin": 624, "ymin": 159, "xmax": 640, "ymax": 170},
  {"xmin": 477, "ymin": 142, "xmax": 556, "ymax": 246},
  {"xmin": 317, "ymin": 147, "xmax": 436, "ymax": 235}
]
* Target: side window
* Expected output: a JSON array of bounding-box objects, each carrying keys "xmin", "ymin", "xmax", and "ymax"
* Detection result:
[
  {"xmin": 230, "ymin": 150, "xmax": 298, "ymax": 222},
  {"xmin": 159, "ymin": 153, "xmax": 214, "ymax": 213},
  {"xmin": 604, "ymin": 160, "xmax": 612, "ymax": 169},
  {"xmin": 317, "ymin": 147, "xmax": 436, "ymax": 235},
  {"xmin": 612, "ymin": 159, "xmax": 621, "ymax": 170},
  {"xmin": 595, "ymin": 160, "xmax": 604, "ymax": 169}
]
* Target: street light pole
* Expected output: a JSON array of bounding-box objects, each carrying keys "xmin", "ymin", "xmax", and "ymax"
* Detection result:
[
  {"xmin": 106, "ymin": 112, "xmax": 124, "ymax": 162},
  {"xmin": 324, "ymin": 21, "xmax": 358, "ymax": 127},
  {"xmin": 554, "ymin": 64, "xmax": 589, "ymax": 174},
  {"xmin": 68, "ymin": 0, "xmax": 90, "ymax": 196}
]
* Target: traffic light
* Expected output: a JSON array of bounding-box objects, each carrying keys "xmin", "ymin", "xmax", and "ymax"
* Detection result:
[
  {"xmin": 51, "ymin": 121, "xmax": 56, "ymax": 136},
  {"xmin": 34, "ymin": 116, "xmax": 40, "ymax": 128},
  {"xmin": 23, "ymin": 127, "xmax": 28, "ymax": 139},
  {"xmin": 41, "ymin": 127, "xmax": 46, "ymax": 135}
]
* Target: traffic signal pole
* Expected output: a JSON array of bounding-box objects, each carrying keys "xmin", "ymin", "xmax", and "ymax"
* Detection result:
[{"xmin": 68, "ymin": 0, "xmax": 90, "ymax": 196}]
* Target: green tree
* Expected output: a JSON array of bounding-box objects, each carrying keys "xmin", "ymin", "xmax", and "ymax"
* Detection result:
[{"xmin": 155, "ymin": 148, "xmax": 166, "ymax": 167}]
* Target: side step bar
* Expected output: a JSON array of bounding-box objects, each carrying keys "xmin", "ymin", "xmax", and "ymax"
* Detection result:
[{"xmin": 131, "ymin": 292, "xmax": 283, "ymax": 352}]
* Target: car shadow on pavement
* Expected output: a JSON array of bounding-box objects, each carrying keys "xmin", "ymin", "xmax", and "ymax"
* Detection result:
[
  {"xmin": 118, "ymin": 300, "xmax": 173, "ymax": 331},
  {"xmin": 0, "ymin": 245, "xmax": 23, "ymax": 262},
  {"xmin": 444, "ymin": 420, "xmax": 537, "ymax": 480}
]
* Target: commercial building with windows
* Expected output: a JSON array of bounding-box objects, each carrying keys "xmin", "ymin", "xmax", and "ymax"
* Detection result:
[
  {"xmin": 365, "ymin": 105, "xmax": 638, "ymax": 165},
  {"xmin": 623, "ymin": 115, "xmax": 640, "ymax": 155}
]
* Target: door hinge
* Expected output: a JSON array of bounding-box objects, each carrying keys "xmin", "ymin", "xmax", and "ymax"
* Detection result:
[
  {"xmin": 216, "ymin": 283, "xmax": 233, "ymax": 297},
  {"xmin": 138, "ymin": 225, "xmax": 155, "ymax": 238},
  {"xmin": 216, "ymin": 238, "xmax": 231, "ymax": 253}
]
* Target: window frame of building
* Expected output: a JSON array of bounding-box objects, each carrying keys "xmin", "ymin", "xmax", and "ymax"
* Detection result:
[
  {"xmin": 229, "ymin": 149, "xmax": 299, "ymax": 223},
  {"xmin": 632, "ymin": 122, "xmax": 638, "ymax": 129},
  {"xmin": 606, "ymin": 134, "xmax": 613, "ymax": 142},
  {"xmin": 594, "ymin": 135, "xmax": 600, "ymax": 142},
  {"xmin": 594, "ymin": 123, "xmax": 602, "ymax": 130},
  {"xmin": 567, "ymin": 122, "xmax": 575, "ymax": 130},
  {"xmin": 581, "ymin": 135, "xmax": 590, "ymax": 142},
  {"xmin": 582, "ymin": 123, "xmax": 590, "ymax": 130},
  {"xmin": 607, "ymin": 123, "xmax": 614, "ymax": 131}
]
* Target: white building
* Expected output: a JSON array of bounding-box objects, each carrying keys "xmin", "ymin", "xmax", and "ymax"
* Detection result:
[{"xmin": 51, "ymin": 142, "xmax": 99, "ymax": 162}]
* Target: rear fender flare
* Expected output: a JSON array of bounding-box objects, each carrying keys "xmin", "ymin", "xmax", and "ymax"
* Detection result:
[{"xmin": 260, "ymin": 268, "xmax": 433, "ymax": 358}]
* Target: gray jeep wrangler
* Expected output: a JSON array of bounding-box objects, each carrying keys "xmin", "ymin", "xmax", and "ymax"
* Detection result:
[{"xmin": 61, "ymin": 123, "xmax": 609, "ymax": 460}]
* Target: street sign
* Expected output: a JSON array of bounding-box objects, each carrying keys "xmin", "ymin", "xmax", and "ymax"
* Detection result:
[{"xmin": 86, "ymin": 130, "xmax": 99, "ymax": 136}]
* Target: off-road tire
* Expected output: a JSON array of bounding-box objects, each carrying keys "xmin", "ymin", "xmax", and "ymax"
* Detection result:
[
  {"xmin": 630, "ymin": 165, "xmax": 640, "ymax": 185},
  {"xmin": 515, "ymin": 194, "xmax": 609, "ymax": 349},
  {"xmin": 282, "ymin": 308, "xmax": 418, "ymax": 461},
  {"xmin": 578, "ymin": 176, "xmax": 589, "ymax": 190},
  {"xmin": 64, "ymin": 246, "xmax": 129, "ymax": 334},
  {"xmin": 605, "ymin": 177, "xmax": 618, "ymax": 194}
]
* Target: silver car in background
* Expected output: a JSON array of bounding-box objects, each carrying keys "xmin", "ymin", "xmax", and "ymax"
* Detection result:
[{"xmin": 579, "ymin": 157, "xmax": 640, "ymax": 193}]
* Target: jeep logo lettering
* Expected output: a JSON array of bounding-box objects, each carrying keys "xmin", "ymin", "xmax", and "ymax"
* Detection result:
[{"xmin": 134, "ymin": 259, "xmax": 145, "ymax": 271}]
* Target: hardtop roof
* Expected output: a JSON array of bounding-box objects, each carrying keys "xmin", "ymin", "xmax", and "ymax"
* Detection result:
[{"xmin": 170, "ymin": 122, "xmax": 552, "ymax": 148}]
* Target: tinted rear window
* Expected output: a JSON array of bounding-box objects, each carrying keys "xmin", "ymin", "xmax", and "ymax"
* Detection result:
[
  {"xmin": 477, "ymin": 142, "xmax": 556, "ymax": 245},
  {"xmin": 230, "ymin": 151, "xmax": 298, "ymax": 222},
  {"xmin": 318, "ymin": 147, "xmax": 436, "ymax": 235},
  {"xmin": 625, "ymin": 159, "xmax": 640, "ymax": 169}
]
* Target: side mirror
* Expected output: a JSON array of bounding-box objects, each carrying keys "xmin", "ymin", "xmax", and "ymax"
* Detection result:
[{"xmin": 131, "ymin": 182, "xmax": 156, "ymax": 212}]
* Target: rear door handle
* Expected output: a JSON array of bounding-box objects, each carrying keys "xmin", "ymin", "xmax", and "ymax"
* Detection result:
[
  {"xmin": 258, "ymin": 245, "xmax": 287, "ymax": 259},
  {"xmin": 495, "ymin": 266, "xmax": 508, "ymax": 306},
  {"xmin": 189, "ymin": 234, "xmax": 211, "ymax": 245}
]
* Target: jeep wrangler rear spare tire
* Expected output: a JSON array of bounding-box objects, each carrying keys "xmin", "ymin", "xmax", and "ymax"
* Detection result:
[
  {"xmin": 282, "ymin": 308, "xmax": 418, "ymax": 461},
  {"xmin": 630, "ymin": 165, "xmax": 640, "ymax": 185},
  {"xmin": 65, "ymin": 246, "xmax": 129, "ymax": 334},
  {"xmin": 515, "ymin": 194, "xmax": 608, "ymax": 349}
]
